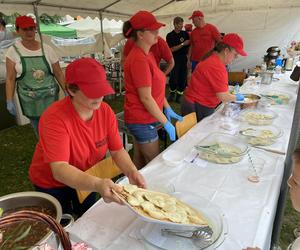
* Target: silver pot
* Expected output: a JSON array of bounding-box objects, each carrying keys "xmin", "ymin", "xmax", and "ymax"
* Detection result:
[
  {"xmin": 0, "ymin": 191, "xmax": 73, "ymax": 249},
  {"xmin": 259, "ymin": 72, "xmax": 274, "ymax": 84}
]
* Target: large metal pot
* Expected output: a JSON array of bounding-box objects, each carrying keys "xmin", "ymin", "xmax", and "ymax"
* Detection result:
[
  {"xmin": 0, "ymin": 191, "xmax": 73, "ymax": 249},
  {"xmin": 259, "ymin": 71, "xmax": 274, "ymax": 84}
]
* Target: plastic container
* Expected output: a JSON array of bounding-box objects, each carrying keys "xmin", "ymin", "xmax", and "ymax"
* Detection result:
[
  {"xmin": 240, "ymin": 108, "xmax": 278, "ymax": 125},
  {"xmin": 238, "ymin": 125, "xmax": 282, "ymax": 146},
  {"xmin": 162, "ymin": 149, "xmax": 184, "ymax": 167},
  {"xmin": 194, "ymin": 133, "xmax": 248, "ymax": 164}
]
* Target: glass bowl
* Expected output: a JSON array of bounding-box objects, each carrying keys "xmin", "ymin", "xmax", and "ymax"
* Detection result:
[
  {"xmin": 240, "ymin": 108, "xmax": 278, "ymax": 125},
  {"xmin": 238, "ymin": 125, "xmax": 283, "ymax": 146},
  {"xmin": 261, "ymin": 90, "xmax": 291, "ymax": 105},
  {"xmin": 194, "ymin": 133, "xmax": 249, "ymax": 164},
  {"xmin": 139, "ymin": 192, "xmax": 225, "ymax": 250}
]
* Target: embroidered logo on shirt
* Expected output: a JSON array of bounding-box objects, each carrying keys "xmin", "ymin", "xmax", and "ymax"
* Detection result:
[{"xmin": 95, "ymin": 137, "xmax": 107, "ymax": 148}]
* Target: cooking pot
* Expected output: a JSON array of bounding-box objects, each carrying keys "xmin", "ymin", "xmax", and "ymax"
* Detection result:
[
  {"xmin": 267, "ymin": 46, "xmax": 280, "ymax": 53},
  {"xmin": 259, "ymin": 71, "xmax": 274, "ymax": 84},
  {"xmin": 0, "ymin": 191, "xmax": 73, "ymax": 249},
  {"xmin": 267, "ymin": 51, "xmax": 279, "ymax": 57}
]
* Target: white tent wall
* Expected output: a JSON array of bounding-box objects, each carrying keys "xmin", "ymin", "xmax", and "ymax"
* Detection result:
[{"xmin": 158, "ymin": 7, "xmax": 300, "ymax": 71}]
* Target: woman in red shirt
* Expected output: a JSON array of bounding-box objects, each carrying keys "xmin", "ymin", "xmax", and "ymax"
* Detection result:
[
  {"xmin": 123, "ymin": 11, "xmax": 182, "ymax": 169},
  {"xmin": 182, "ymin": 33, "xmax": 247, "ymax": 122}
]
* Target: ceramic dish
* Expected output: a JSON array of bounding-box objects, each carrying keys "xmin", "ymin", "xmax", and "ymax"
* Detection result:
[
  {"xmin": 194, "ymin": 133, "xmax": 248, "ymax": 164},
  {"xmin": 114, "ymin": 185, "xmax": 210, "ymax": 229}
]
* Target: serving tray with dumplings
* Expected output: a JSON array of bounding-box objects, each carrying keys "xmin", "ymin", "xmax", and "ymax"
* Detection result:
[{"xmin": 113, "ymin": 184, "xmax": 210, "ymax": 229}]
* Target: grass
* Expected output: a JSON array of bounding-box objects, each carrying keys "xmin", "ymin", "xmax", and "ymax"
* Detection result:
[{"xmin": 0, "ymin": 93, "xmax": 299, "ymax": 248}]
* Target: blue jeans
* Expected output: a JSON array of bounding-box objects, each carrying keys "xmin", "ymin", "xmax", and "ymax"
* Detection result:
[
  {"xmin": 34, "ymin": 185, "xmax": 97, "ymax": 217},
  {"xmin": 126, "ymin": 122, "xmax": 160, "ymax": 144}
]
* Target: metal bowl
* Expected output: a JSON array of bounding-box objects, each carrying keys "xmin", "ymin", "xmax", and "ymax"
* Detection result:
[
  {"xmin": 234, "ymin": 94, "xmax": 261, "ymax": 109},
  {"xmin": 0, "ymin": 191, "xmax": 63, "ymax": 249}
]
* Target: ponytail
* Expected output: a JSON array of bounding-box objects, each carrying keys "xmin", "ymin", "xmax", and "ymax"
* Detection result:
[
  {"xmin": 122, "ymin": 20, "xmax": 139, "ymax": 41},
  {"xmin": 200, "ymin": 41, "xmax": 232, "ymax": 61}
]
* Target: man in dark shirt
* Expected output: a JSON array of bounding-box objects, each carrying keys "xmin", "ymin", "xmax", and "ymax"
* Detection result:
[{"xmin": 166, "ymin": 17, "xmax": 190, "ymax": 103}]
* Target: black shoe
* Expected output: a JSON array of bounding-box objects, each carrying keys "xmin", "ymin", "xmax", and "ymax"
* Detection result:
[{"xmin": 167, "ymin": 92, "xmax": 175, "ymax": 102}]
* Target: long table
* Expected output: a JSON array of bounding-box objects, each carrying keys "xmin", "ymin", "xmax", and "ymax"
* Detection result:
[{"xmin": 68, "ymin": 72, "xmax": 298, "ymax": 250}]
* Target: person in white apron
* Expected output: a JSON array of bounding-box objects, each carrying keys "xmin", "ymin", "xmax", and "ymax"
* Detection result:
[{"xmin": 5, "ymin": 16, "xmax": 65, "ymax": 136}]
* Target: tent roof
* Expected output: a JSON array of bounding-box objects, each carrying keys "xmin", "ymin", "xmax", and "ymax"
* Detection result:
[
  {"xmin": 39, "ymin": 23, "xmax": 77, "ymax": 38},
  {"xmin": 2, "ymin": 0, "xmax": 300, "ymax": 21}
]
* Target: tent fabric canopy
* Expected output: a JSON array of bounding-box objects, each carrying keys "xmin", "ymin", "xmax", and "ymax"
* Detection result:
[
  {"xmin": 39, "ymin": 23, "xmax": 77, "ymax": 39},
  {"xmin": 2, "ymin": 0, "xmax": 300, "ymax": 71},
  {"xmin": 2, "ymin": 0, "xmax": 300, "ymax": 20},
  {"xmin": 66, "ymin": 17, "xmax": 122, "ymax": 38}
]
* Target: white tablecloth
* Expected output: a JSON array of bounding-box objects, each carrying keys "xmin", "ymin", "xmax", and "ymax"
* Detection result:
[{"xmin": 68, "ymin": 73, "xmax": 298, "ymax": 250}]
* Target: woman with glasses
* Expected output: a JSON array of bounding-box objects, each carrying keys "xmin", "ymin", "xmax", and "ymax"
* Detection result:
[
  {"xmin": 122, "ymin": 11, "xmax": 182, "ymax": 169},
  {"xmin": 5, "ymin": 16, "xmax": 65, "ymax": 135},
  {"xmin": 181, "ymin": 33, "xmax": 247, "ymax": 122}
]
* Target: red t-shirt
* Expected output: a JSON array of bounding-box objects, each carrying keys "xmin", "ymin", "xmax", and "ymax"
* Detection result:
[
  {"xmin": 184, "ymin": 53, "xmax": 228, "ymax": 108},
  {"xmin": 29, "ymin": 97, "xmax": 123, "ymax": 188},
  {"xmin": 124, "ymin": 46, "xmax": 166, "ymax": 124},
  {"xmin": 123, "ymin": 36, "xmax": 172, "ymax": 65},
  {"xmin": 190, "ymin": 23, "xmax": 221, "ymax": 62}
]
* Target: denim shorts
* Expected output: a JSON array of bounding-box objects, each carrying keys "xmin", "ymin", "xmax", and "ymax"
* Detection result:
[{"xmin": 126, "ymin": 122, "xmax": 160, "ymax": 144}]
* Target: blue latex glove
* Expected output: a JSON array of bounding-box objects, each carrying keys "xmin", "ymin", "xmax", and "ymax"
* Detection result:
[
  {"xmin": 163, "ymin": 121, "xmax": 176, "ymax": 141},
  {"xmin": 164, "ymin": 107, "xmax": 183, "ymax": 122},
  {"xmin": 235, "ymin": 93, "xmax": 245, "ymax": 101},
  {"xmin": 6, "ymin": 100, "xmax": 16, "ymax": 116}
]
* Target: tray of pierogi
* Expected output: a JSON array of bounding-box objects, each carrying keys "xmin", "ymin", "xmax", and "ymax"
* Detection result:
[
  {"xmin": 114, "ymin": 184, "xmax": 210, "ymax": 228},
  {"xmin": 194, "ymin": 133, "xmax": 249, "ymax": 164}
]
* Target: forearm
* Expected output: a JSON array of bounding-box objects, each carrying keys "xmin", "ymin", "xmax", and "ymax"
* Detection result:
[
  {"xmin": 110, "ymin": 148, "xmax": 137, "ymax": 176},
  {"xmin": 163, "ymin": 98, "xmax": 170, "ymax": 109},
  {"xmin": 52, "ymin": 63, "xmax": 66, "ymax": 90},
  {"xmin": 51, "ymin": 162, "xmax": 101, "ymax": 191},
  {"xmin": 187, "ymin": 45, "xmax": 192, "ymax": 61},
  {"xmin": 6, "ymin": 79, "xmax": 15, "ymax": 101},
  {"xmin": 216, "ymin": 92, "xmax": 236, "ymax": 103},
  {"xmin": 141, "ymin": 95, "xmax": 167, "ymax": 124},
  {"xmin": 163, "ymin": 58, "xmax": 174, "ymax": 75}
]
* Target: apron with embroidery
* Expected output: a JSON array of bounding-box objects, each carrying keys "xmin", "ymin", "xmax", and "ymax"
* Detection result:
[{"xmin": 14, "ymin": 45, "xmax": 59, "ymax": 118}]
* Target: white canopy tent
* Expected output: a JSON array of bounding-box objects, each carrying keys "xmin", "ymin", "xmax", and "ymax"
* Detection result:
[
  {"xmin": 66, "ymin": 17, "xmax": 123, "ymax": 37},
  {"xmin": 1, "ymin": 0, "xmax": 300, "ymax": 70}
]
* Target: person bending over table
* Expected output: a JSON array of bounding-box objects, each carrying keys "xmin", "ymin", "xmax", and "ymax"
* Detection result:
[
  {"xmin": 29, "ymin": 58, "xmax": 145, "ymax": 216},
  {"xmin": 122, "ymin": 11, "xmax": 182, "ymax": 169},
  {"xmin": 181, "ymin": 33, "xmax": 247, "ymax": 122}
]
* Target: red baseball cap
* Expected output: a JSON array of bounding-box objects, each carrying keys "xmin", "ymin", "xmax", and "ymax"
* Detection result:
[
  {"xmin": 129, "ymin": 11, "xmax": 165, "ymax": 30},
  {"xmin": 65, "ymin": 58, "xmax": 115, "ymax": 99},
  {"xmin": 189, "ymin": 10, "xmax": 204, "ymax": 20},
  {"xmin": 223, "ymin": 33, "xmax": 247, "ymax": 56},
  {"xmin": 16, "ymin": 16, "xmax": 36, "ymax": 29}
]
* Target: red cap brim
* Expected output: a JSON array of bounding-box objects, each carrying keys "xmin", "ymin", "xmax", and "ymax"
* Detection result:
[
  {"xmin": 236, "ymin": 48, "xmax": 247, "ymax": 56},
  {"xmin": 147, "ymin": 22, "xmax": 165, "ymax": 30},
  {"xmin": 79, "ymin": 81, "xmax": 115, "ymax": 99}
]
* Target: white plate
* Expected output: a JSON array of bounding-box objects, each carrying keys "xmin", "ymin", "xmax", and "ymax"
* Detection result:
[
  {"xmin": 138, "ymin": 192, "xmax": 225, "ymax": 250},
  {"xmin": 115, "ymin": 190, "xmax": 218, "ymax": 230}
]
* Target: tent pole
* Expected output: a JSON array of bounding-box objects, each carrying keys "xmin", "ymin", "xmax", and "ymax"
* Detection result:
[
  {"xmin": 98, "ymin": 11, "xmax": 105, "ymax": 57},
  {"xmin": 271, "ymin": 84, "xmax": 300, "ymax": 248},
  {"xmin": 32, "ymin": 1, "xmax": 43, "ymax": 46}
]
